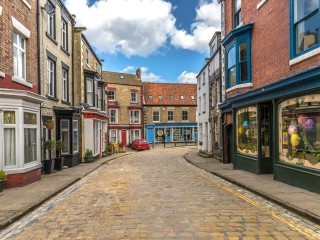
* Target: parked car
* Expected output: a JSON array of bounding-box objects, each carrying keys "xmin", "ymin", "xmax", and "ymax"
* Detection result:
[{"xmin": 131, "ymin": 139, "xmax": 150, "ymax": 151}]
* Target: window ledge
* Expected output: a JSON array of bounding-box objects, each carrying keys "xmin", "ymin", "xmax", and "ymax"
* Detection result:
[
  {"xmin": 12, "ymin": 76, "xmax": 33, "ymax": 88},
  {"xmin": 46, "ymin": 32, "xmax": 58, "ymax": 45},
  {"xmin": 60, "ymin": 46, "xmax": 70, "ymax": 56},
  {"xmin": 290, "ymin": 48, "xmax": 320, "ymax": 66},
  {"xmin": 226, "ymin": 83, "xmax": 253, "ymax": 93},
  {"xmin": 21, "ymin": 0, "xmax": 32, "ymax": 9},
  {"xmin": 61, "ymin": 100, "xmax": 71, "ymax": 105},
  {"xmin": 46, "ymin": 95, "xmax": 59, "ymax": 102},
  {"xmin": 257, "ymin": 0, "xmax": 267, "ymax": 9},
  {"xmin": 0, "ymin": 71, "xmax": 5, "ymax": 78}
]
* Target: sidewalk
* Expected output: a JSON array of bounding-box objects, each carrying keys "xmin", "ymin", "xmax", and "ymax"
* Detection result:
[
  {"xmin": 0, "ymin": 151, "xmax": 134, "ymax": 230},
  {"xmin": 184, "ymin": 149, "xmax": 320, "ymax": 225}
]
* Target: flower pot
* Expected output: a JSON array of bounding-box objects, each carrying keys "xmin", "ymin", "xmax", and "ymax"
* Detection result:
[
  {"xmin": 45, "ymin": 122, "xmax": 54, "ymax": 130},
  {"xmin": 54, "ymin": 157, "xmax": 64, "ymax": 171},
  {"xmin": 43, "ymin": 158, "xmax": 55, "ymax": 174},
  {"xmin": 0, "ymin": 180, "xmax": 6, "ymax": 192},
  {"xmin": 85, "ymin": 156, "xmax": 95, "ymax": 163}
]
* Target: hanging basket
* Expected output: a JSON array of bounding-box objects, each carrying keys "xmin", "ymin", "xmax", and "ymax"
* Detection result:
[{"xmin": 45, "ymin": 120, "xmax": 54, "ymax": 130}]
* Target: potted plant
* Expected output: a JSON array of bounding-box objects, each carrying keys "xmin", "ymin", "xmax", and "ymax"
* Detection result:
[
  {"xmin": 84, "ymin": 149, "xmax": 95, "ymax": 162},
  {"xmin": 45, "ymin": 119, "xmax": 54, "ymax": 130},
  {"xmin": 0, "ymin": 170, "xmax": 7, "ymax": 192},
  {"xmin": 54, "ymin": 140, "xmax": 65, "ymax": 171},
  {"xmin": 43, "ymin": 139, "xmax": 56, "ymax": 174}
]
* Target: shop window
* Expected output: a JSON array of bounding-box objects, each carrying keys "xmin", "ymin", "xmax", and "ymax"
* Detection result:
[
  {"xmin": 290, "ymin": 0, "xmax": 319, "ymax": 58},
  {"xmin": 236, "ymin": 107, "xmax": 258, "ymax": 156},
  {"xmin": 73, "ymin": 120, "xmax": 79, "ymax": 153},
  {"xmin": 279, "ymin": 94, "xmax": 320, "ymax": 170},
  {"xmin": 60, "ymin": 120, "xmax": 69, "ymax": 154},
  {"xmin": 130, "ymin": 129, "xmax": 140, "ymax": 142}
]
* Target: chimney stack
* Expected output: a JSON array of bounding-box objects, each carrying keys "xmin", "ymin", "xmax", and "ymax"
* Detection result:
[{"xmin": 136, "ymin": 68, "xmax": 141, "ymax": 80}]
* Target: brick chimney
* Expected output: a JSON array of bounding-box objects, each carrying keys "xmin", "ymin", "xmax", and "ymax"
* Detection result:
[{"xmin": 136, "ymin": 68, "xmax": 141, "ymax": 80}]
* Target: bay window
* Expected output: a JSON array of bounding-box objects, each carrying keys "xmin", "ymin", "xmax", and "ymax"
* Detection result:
[
  {"xmin": 3, "ymin": 111, "xmax": 16, "ymax": 166},
  {"xmin": 24, "ymin": 112, "xmax": 37, "ymax": 164},
  {"xmin": 290, "ymin": 0, "xmax": 319, "ymax": 58},
  {"xmin": 86, "ymin": 78, "xmax": 93, "ymax": 106},
  {"xmin": 130, "ymin": 129, "xmax": 140, "ymax": 142}
]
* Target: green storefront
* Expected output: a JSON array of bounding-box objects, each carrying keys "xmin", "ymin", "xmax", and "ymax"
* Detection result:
[{"xmin": 220, "ymin": 66, "xmax": 320, "ymax": 193}]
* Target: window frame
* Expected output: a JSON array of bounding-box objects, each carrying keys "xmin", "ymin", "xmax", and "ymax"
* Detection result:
[
  {"xmin": 290, "ymin": 0, "xmax": 320, "ymax": 59},
  {"xmin": 62, "ymin": 67, "xmax": 68, "ymax": 102},
  {"xmin": 234, "ymin": 0, "xmax": 242, "ymax": 28},
  {"xmin": 60, "ymin": 119, "xmax": 70, "ymax": 155},
  {"xmin": 108, "ymin": 90, "xmax": 115, "ymax": 101},
  {"xmin": 182, "ymin": 110, "xmax": 189, "ymax": 121},
  {"xmin": 47, "ymin": 58, "xmax": 56, "ymax": 97},
  {"xmin": 61, "ymin": 18, "xmax": 68, "ymax": 51},
  {"xmin": 13, "ymin": 32, "xmax": 26, "ymax": 80},
  {"xmin": 46, "ymin": 2, "xmax": 56, "ymax": 39},
  {"xmin": 72, "ymin": 120, "xmax": 79, "ymax": 153},
  {"xmin": 131, "ymin": 92, "xmax": 138, "ymax": 103},
  {"xmin": 129, "ymin": 110, "xmax": 141, "ymax": 124},
  {"xmin": 86, "ymin": 78, "xmax": 93, "ymax": 106},
  {"xmin": 168, "ymin": 110, "xmax": 174, "ymax": 122},
  {"xmin": 109, "ymin": 109, "xmax": 118, "ymax": 123},
  {"xmin": 152, "ymin": 110, "xmax": 160, "ymax": 122}
]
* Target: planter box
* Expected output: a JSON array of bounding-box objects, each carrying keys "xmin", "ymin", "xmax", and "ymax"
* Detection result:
[
  {"xmin": 43, "ymin": 159, "xmax": 55, "ymax": 174},
  {"xmin": 85, "ymin": 156, "xmax": 95, "ymax": 163},
  {"xmin": 0, "ymin": 180, "xmax": 6, "ymax": 192},
  {"xmin": 54, "ymin": 157, "xmax": 64, "ymax": 171}
]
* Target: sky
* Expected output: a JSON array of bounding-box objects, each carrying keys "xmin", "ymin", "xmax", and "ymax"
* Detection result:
[{"xmin": 64, "ymin": 0, "xmax": 221, "ymax": 83}]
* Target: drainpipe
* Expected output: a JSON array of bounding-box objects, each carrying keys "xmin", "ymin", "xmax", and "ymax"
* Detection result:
[{"xmin": 37, "ymin": 0, "xmax": 41, "ymax": 96}]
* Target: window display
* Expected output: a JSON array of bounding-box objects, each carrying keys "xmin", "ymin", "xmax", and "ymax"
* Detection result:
[
  {"xmin": 279, "ymin": 94, "xmax": 320, "ymax": 170},
  {"xmin": 236, "ymin": 107, "xmax": 258, "ymax": 156}
]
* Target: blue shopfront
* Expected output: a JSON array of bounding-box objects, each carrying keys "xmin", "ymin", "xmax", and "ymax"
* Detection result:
[{"xmin": 146, "ymin": 123, "xmax": 198, "ymax": 143}]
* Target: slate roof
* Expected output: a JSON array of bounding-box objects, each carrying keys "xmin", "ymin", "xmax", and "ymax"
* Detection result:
[
  {"xmin": 102, "ymin": 71, "xmax": 142, "ymax": 86},
  {"xmin": 143, "ymin": 82, "xmax": 197, "ymax": 106}
]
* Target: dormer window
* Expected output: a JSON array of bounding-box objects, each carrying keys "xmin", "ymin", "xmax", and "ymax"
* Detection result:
[
  {"xmin": 148, "ymin": 95, "xmax": 153, "ymax": 100},
  {"xmin": 158, "ymin": 95, "xmax": 163, "ymax": 100},
  {"xmin": 180, "ymin": 96, "xmax": 185, "ymax": 100},
  {"xmin": 191, "ymin": 96, "xmax": 195, "ymax": 100},
  {"xmin": 169, "ymin": 95, "xmax": 174, "ymax": 101}
]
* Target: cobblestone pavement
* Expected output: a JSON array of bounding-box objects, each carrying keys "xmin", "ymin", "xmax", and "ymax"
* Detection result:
[{"xmin": 1, "ymin": 147, "xmax": 320, "ymax": 240}]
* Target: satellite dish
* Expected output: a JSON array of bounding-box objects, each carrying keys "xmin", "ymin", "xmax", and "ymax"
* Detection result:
[{"xmin": 43, "ymin": 3, "xmax": 55, "ymax": 15}]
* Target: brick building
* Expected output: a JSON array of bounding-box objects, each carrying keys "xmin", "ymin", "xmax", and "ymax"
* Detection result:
[
  {"xmin": 143, "ymin": 83, "xmax": 197, "ymax": 143},
  {"xmin": 38, "ymin": 0, "xmax": 80, "ymax": 168},
  {"xmin": 73, "ymin": 27, "xmax": 107, "ymax": 161},
  {"xmin": 219, "ymin": 0, "xmax": 320, "ymax": 192},
  {"xmin": 103, "ymin": 70, "xmax": 143, "ymax": 146},
  {"xmin": 0, "ymin": 0, "xmax": 45, "ymax": 188}
]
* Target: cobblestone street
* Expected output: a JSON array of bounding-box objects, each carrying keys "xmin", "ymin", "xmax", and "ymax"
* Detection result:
[{"xmin": 1, "ymin": 147, "xmax": 319, "ymax": 239}]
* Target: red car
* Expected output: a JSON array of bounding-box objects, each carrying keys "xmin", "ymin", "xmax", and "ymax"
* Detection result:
[{"xmin": 131, "ymin": 139, "xmax": 150, "ymax": 151}]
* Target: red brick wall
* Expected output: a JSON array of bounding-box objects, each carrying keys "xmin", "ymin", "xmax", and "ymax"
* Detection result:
[
  {"xmin": 0, "ymin": 0, "xmax": 39, "ymax": 93},
  {"xmin": 224, "ymin": 0, "xmax": 320, "ymax": 98},
  {"xmin": 5, "ymin": 168, "xmax": 42, "ymax": 188}
]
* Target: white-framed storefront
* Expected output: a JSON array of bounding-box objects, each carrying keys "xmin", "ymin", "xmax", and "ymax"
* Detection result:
[
  {"xmin": 84, "ymin": 116, "xmax": 107, "ymax": 156},
  {"xmin": 0, "ymin": 90, "xmax": 45, "ymax": 174}
]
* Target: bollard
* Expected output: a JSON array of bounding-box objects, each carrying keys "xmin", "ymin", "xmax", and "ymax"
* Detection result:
[
  {"xmin": 152, "ymin": 141, "xmax": 155, "ymax": 149},
  {"xmin": 175, "ymin": 141, "xmax": 176, "ymax": 147}
]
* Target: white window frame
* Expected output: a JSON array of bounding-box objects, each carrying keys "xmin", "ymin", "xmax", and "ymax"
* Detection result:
[
  {"xmin": 168, "ymin": 110, "xmax": 174, "ymax": 122},
  {"xmin": 130, "ymin": 129, "xmax": 141, "ymax": 143},
  {"xmin": 62, "ymin": 68, "xmax": 68, "ymax": 101},
  {"xmin": 60, "ymin": 119, "xmax": 70, "ymax": 154},
  {"xmin": 109, "ymin": 109, "xmax": 118, "ymax": 123},
  {"xmin": 110, "ymin": 129, "xmax": 117, "ymax": 143},
  {"xmin": 61, "ymin": 19, "xmax": 68, "ymax": 51},
  {"xmin": 153, "ymin": 110, "xmax": 160, "ymax": 122},
  {"xmin": 108, "ymin": 90, "xmax": 115, "ymax": 101},
  {"xmin": 97, "ymin": 87, "xmax": 102, "ymax": 110},
  {"xmin": 72, "ymin": 120, "xmax": 79, "ymax": 153},
  {"xmin": 131, "ymin": 92, "xmax": 138, "ymax": 102},
  {"xmin": 23, "ymin": 111, "xmax": 38, "ymax": 164},
  {"xmin": 130, "ymin": 110, "xmax": 140, "ymax": 124},
  {"xmin": 86, "ymin": 78, "xmax": 93, "ymax": 106},
  {"xmin": 182, "ymin": 110, "xmax": 189, "ymax": 121},
  {"xmin": 47, "ymin": 58, "xmax": 55, "ymax": 97},
  {"xmin": 47, "ymin": 2, "xmax": 55, "ymax": 38},
  {"xmin": 13, "ymin": 32, "xmax": 26, "ymax": 80}
]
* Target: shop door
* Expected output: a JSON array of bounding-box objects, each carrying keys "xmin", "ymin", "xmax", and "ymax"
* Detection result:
[
  {"xmin": 121, "ymin": 130, "xmax": 127, "ymax": 146},
  {"xmin": 147, "ymin": 128, "xmax": 153, "ymax": 143},
  {"xmin": 166, "ymin": 128, "xmax": 171, "ymax": 142},
  {"xmin": 260, "ymin": 104, "xmax": 273, "ymax": 174},
  {"xmin": 226, "ymin": 125, "xmax": 233, "ymax": 163}
]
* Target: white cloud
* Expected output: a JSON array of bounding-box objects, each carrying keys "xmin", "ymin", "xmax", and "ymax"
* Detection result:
[
  {"xmin": 121, "ymin": 66, "xmax": 164, "ymax": 82},
  {"xmin": 65, "ymin": 0, "xmax": 176, "ymax": 57},
  {"xmin": 177, "ymin": 71, "xmax": 198, "ymax": 84},
  {"xmin": 64, "ymin": 0, "xmax": 221, "ymax": 57},
  {"xmin": 170, "ymin": 0, "xmax": 221, "ymax": 52}
]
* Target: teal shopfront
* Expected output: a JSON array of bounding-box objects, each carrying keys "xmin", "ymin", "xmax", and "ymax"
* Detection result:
[
  {"xmin": 146, "ymin": 123, "xmax": 197, "ymax": 143},
  {"xmin": 220, "ymin": 66, "xmax": 320, "ymax": 193}
]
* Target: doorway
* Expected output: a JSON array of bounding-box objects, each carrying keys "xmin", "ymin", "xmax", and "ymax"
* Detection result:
[
  {"xmin": 260, "ymin": 104, "xmax": 273, "ymax": 173},
  {"xmin": 226, "ymin": 125, "xmax": 233, "ymax": 163},
  {"xmin": 121, "ymin": 130, "xmax": 127, "ymax": 146}
]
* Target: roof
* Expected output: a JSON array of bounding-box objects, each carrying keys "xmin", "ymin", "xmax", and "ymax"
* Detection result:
[
  {"xmin": 102, "ymin": 71, "xmax": 142, "ymax": 86},
  {"xmin": 143, "ymin": 82, "xmax": 197, "ymax": 106}
]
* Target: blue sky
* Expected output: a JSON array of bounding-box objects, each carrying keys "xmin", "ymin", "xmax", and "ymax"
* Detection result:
[{"xmin": 64, "ymin": 0, "xmax": 221, "ymax": 83}]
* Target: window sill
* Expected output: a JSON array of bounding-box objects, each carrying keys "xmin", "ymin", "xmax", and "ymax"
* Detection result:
[
  {"xmin": 290, "ymin": 47, "xmax": 320, "ymax": 66},
  {"xmin": 60, "ymin": 46, "xmax": 70, "ymax": 56},
  {"xmin": 21, "ymin": 0, "xmax": 32, "ymax": 9},
  {"xmin": 0, "ymin": 71, "xmax": 5, "ymax": 78},
  {"xmin": 257, "ymin": 0, "xmax": 267, "ymax": 9},
  {"xmin": 46, "ymin": 32, "xmax": 58, "ymax": 45},
  {"xmin": 46, "ymin": 95, "xmax": 59, "ymax": 102},
  {"xmin": 182, "ymin": 120, "xmax": 189, "ymax": 122},
  {"xmin": 12, "ymin": 76, "xmax": 33, "ymax": 88},
  {"xmin": 226, "ymin": 83, "xmax": 253, "ymax": 93},
  {"xmin": 130, "ymin": 101, "xmax": 138, "ymax": 104},
  {"xmin": 61, "ymin": 100, "xmax": 71, "ymax": 105}
]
